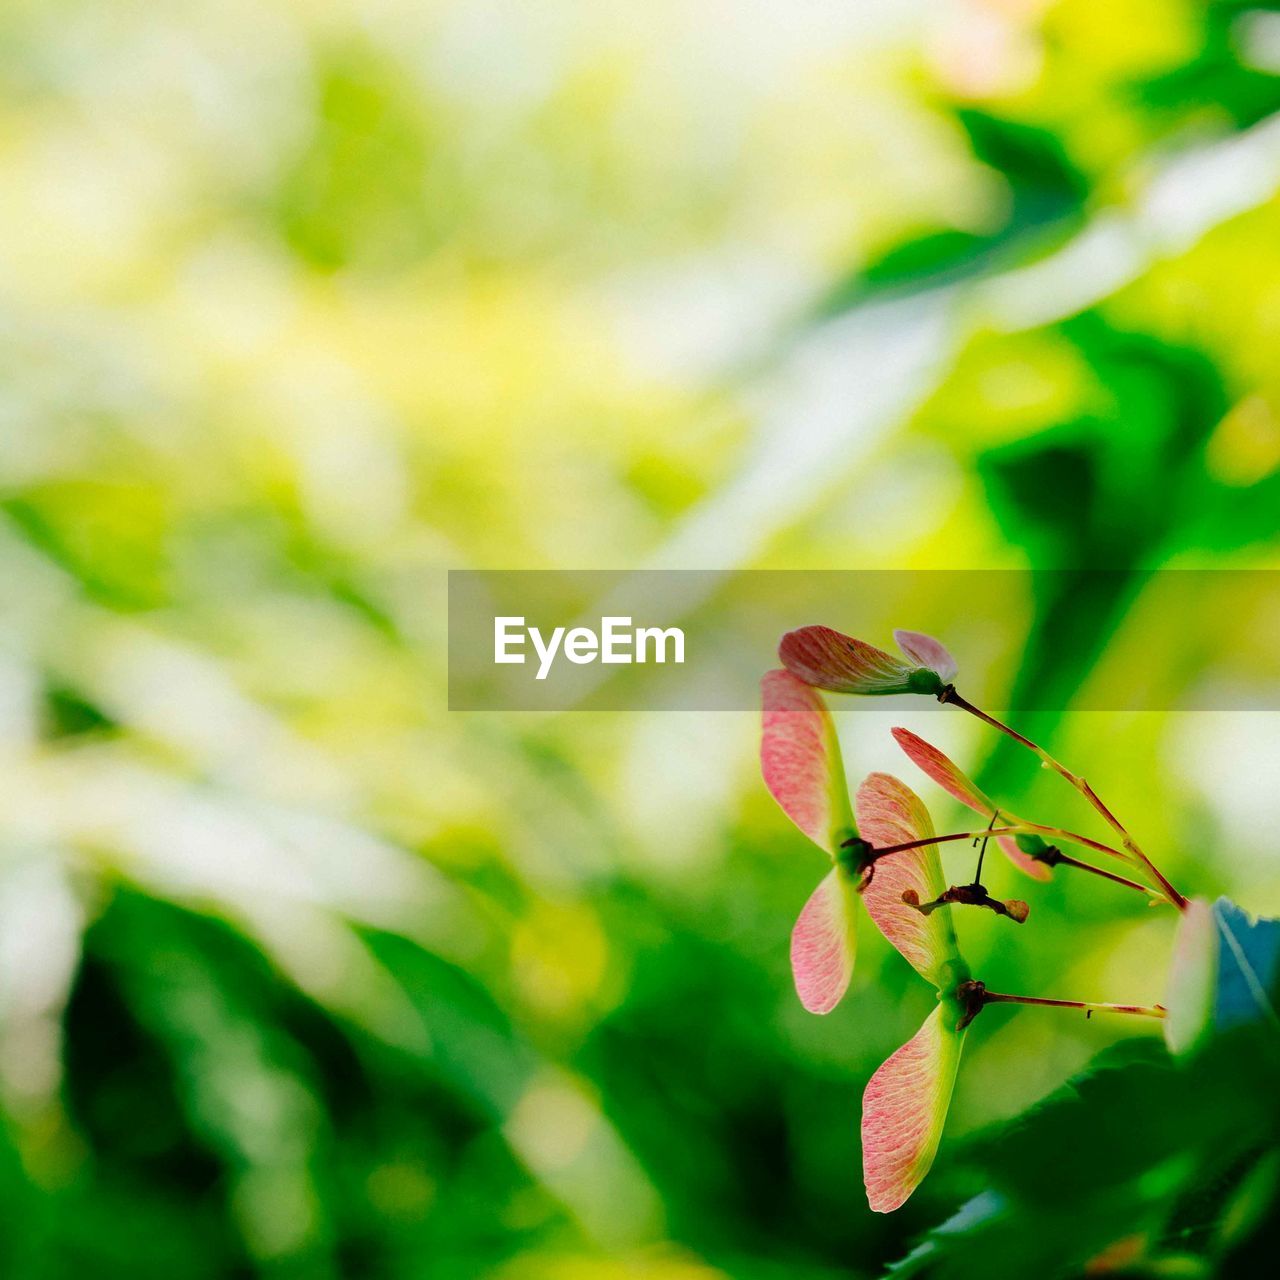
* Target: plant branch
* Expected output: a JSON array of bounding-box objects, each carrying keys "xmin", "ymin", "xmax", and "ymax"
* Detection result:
[
  {"xmin": 858, "ymin": 828, "xmax": 1158, "ymax": 897},
  {"xmin": 1015, "ymin": 821, "xmax": 1128, "ymax": 864},
  {"xmin": 938, "ymin": 687, "xmax": 1188, "ymax": 911}
]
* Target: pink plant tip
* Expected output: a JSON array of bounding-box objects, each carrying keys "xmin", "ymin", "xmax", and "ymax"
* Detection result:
[
  {"xmin": 779, "ymin": 626, "xmax": 957, "ymax": 698},
  {"xmin": 891, "ymin": 726, "xmax": 1052, "ymax": 882}
]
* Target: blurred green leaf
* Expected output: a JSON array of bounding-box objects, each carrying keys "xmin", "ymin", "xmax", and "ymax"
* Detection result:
[
  {"xmin": 891, "ymin": 1028, "xmax": 1280, "ymax": 1279},
  {"xmin": 1166, "ymin": 898, "xmax": 1280, "ymax": 1053}
]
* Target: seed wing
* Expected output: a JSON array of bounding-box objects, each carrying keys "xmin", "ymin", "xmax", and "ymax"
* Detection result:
[
  {"xmin": 892, "ymin": 629, "xmax": 958, "ymax": 683},
  {"xmin": 779, "ymin": 627, "xmax": 915, "ymax": 695},
  {"xmin": 761, "ymin": 669, "xmax": 855, "ymax": 854},
  {"xmin": 791, "ymin": 868, "xmax": 858, "ymax": 1014},
  {"xmin": 862, "ymin": 1004, "xmax": 965, "ymax": 1213},
  {"xmin": 892, "ymin": 727, "xmax": 1051, "ymax": 883},
  {"xmin": 856, "ymin": 772, "xmax": 964, "ymax": 991}
]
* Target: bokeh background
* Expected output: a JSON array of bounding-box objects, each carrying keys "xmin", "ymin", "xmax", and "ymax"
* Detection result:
[{"xmin": 3, "ymin": 0, "xmax": 1280, "ymax": 1276}]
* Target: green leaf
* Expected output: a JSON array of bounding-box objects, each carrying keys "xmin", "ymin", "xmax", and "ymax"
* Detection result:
[
  {"xmin": 1164, "ymin": 897, "xmax": 1280, "ymax": 1054},
  {"xmin": 888, "ymin": 1191, "xmax": 1005, "ymax": 1276},
  {"xmin": 888, "ymin": 1030, "xmax": 1280, "ymax": 1280}
]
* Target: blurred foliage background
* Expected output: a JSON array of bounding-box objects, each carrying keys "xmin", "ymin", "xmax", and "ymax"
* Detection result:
[{"xmin": 2, "ymin": 0, "xmax": 1280, "ymax": 1276}]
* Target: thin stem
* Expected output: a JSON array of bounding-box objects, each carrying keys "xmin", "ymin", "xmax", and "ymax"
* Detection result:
[
  {"xmin": 863, "ymin": 828, "xmax": 1159, "ymax": 897},
  {"xmin": 940, "ymin": 687, "xmax": 1188, "ymax": 911},
  {"xmin": 1053, "ymin": 852, "xmax": 1155, "ymax": 897},
  {"xmin": 865, "ymin": 828, "xmax": 1022, "ymax": 858},
  {"xmin": 981, "ymin": 988, "xmax": 1167, "ymax": 1020},
  {"xmin": 973, "ymin": 811, "xmax": 996, "ymax": 885}
]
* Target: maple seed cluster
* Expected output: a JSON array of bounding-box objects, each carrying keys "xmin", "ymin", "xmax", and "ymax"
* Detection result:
[{"xmin": 761, "ymin": 627, "xmax": 1181, "ymax": 1213}]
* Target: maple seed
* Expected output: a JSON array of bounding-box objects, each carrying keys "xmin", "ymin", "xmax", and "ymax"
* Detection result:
[
  {"xmin": 903, "ymin": 884, "xmax": 1030, "ymax": 924},
  {"xmin": 778, "ymin": 626, "xmax": 957, "ymax": 697},
  {"xmin": 760, "ymin": 670, "xmax": 863, "ymax": 1015}
]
